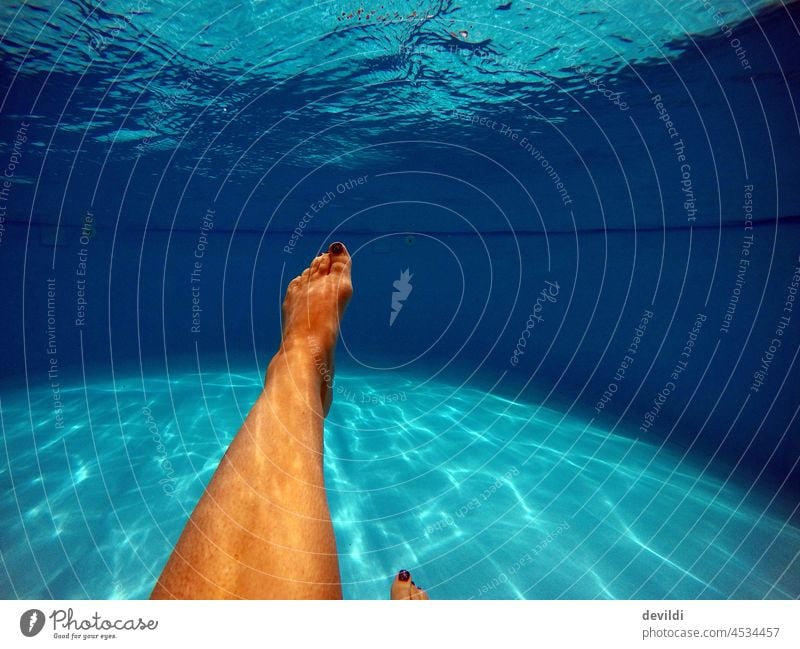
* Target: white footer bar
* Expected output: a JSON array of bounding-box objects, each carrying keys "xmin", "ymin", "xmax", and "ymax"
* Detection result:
[{"xmin": 1, "ymin": 600, "xmax": 797, "ymax": 648}]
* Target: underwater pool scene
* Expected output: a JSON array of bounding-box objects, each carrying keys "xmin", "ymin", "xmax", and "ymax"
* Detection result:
[{"xmin": 1, "ymin": 0, "xmax": 799, "ymax": 600}]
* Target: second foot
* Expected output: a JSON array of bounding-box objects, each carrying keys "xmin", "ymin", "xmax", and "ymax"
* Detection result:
[{"xmin": 390, "ymin": 569, "xmax": 430, "ymax": 600}]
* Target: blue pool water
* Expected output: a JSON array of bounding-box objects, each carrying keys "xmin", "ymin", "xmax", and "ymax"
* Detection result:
[
  {"xmin": 1, "ymin": 367, "xmax": 797, "ymax": 599},
  {"xmin": 1, "ymin": 0, "xmax": 800, "ymax": 599}
]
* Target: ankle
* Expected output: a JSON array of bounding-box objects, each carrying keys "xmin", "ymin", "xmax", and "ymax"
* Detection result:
[
  {"xmin": 268, "ymin": 338, "xmax": 332, "ymax": 385},
  {"xmin": 281, "ymin": 333, "xmax": 334, "ymax": 365},
  {"xmin": 268, "ymin": 344, "xmax": 312, "ymax": 377}
]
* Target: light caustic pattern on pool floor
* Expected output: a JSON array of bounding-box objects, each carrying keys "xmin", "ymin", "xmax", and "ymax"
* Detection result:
[{"xmin": 0, "ymin": 369, "xmax": 797, "ymax": 599}]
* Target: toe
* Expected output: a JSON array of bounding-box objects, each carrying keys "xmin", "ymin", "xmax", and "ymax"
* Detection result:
[
  {"xmin": 327, "ymin": 241, "xmax": 351, "ymax": 276},
  {"xmin": 390, "ymin": 569, "xmax": 429, "ymax": 600},
  {"xmin": 411, "ymin": 585, "xmax": 430, "ymax": 600},
  {"xmin": 317, "ymin": 252, "xmax": 332, "ymax": 275},
  {"xmin": 311, "ymin": 254, "xmax": 324, "ymax": 276}
]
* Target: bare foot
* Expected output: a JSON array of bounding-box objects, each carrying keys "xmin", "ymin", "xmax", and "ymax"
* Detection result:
[
  {"xmin": 277, "ymin": 242, "xmax": 353, "ymax": 415},
  {"xmin": 390, "ymin": 569, "xmax": 430, "ymax": 600}
]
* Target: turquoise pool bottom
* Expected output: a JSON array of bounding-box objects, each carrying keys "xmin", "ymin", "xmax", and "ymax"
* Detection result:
[{"xmin": 1, "ymin": 367, "xmax": 797, "ymax": 599}]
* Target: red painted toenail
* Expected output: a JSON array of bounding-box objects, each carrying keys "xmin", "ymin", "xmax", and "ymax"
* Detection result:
[
  {"xmin": 398, "ymin": 569, "xmax": 410, "ymax": 582},
  {"xmin": 330, "ymin": 242, "xmax": 344, "ymax": 255}
]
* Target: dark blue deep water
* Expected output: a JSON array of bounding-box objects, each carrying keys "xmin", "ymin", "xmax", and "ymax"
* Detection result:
[{"xmin": 0, "ymin": 0, "xmax": 799, "ymax": 599}]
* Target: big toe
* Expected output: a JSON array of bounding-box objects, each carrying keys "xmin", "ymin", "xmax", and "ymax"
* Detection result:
[{"xmin": 327, "ymin": 241, "xmax": 351, "ymax": 276}]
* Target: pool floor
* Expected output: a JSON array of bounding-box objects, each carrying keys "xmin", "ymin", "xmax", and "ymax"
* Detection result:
[{"xmin": 1, "ymin": 367, "xmax": 797, "ymax": 599}]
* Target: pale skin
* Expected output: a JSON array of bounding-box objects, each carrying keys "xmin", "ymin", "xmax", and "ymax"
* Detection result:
[{"xmin": 151, "ymin": 242, "xmax": 429, "ymax": 600}]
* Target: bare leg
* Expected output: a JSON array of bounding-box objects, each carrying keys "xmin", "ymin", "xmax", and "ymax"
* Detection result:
[{"xmin": 151, "ymin": 242, "xmax": 353, "ymax": 599}]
